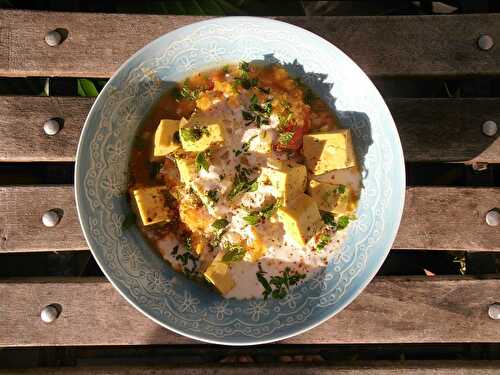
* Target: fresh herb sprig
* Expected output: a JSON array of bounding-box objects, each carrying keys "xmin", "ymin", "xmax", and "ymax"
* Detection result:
[
  {"xmin": 256, "ymin": 265, "xmax": 305, "ymax": 300},
  {"xmin": 234, "ymin": 61, "xmax": 258, "ymax": 90},
  {"xmin": 222, "ymin": 243, "xmax": 246, "ymax": 263},
  {"xmin": 234, "ymin": 135, "xmax": 257, "ymax": 156},
  {"xmin": 227, "ymin": 165, "xmax": 258, "ymax": 200},
  {"xmin": 195, "ymin": 152, "xmax": 209, "ymax": 172},
  {"xmin": 241, "ymin": 94, "xmax": 273, "ymax": 127},
  {"xmin": 243, "ymin": 201, "xmax": 280, "ymax": 226},
  {"xmin": 180, "ymin": 126, "xmax": 209, "ymax": 143},
  {"xmin": 173, "ymin": 80, "xmax": 201, "ymax": 101},
  {"xmin": 316, "ymin": 234, "xmax": 332, "ymax": 252}
]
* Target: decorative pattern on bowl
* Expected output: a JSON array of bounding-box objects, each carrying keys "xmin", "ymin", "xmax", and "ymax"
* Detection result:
[{"xmin": 75, "ymin": 17, "xmax": 405, "ymax": 345}]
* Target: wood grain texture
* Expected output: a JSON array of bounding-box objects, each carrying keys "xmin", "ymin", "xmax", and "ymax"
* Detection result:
[
  {"xmin": 1, "ymin": 186, "xmax": 498, "ymax": 253},
  {"xmin": 0, "ymin": 186, "xmax": 86, "ymax": 252},
  {"xmin": 1, "ymin": 11, "xmax": 500, "ymax": 77},
  {"xmin": 388, "ymin": 98, "xmax": 500, "ymax": 164},
  {"xmin": 4, "ymin": 362, "xmax": 500, "ymax": 374},
  {"xmin": 1, "ymin": 276, "xmax": 499, "ymax": 346},
  {"xmin": 1, "ymin": 96, "xmax": 498, "ymax": 163},
  {"xmin": 395, "ymin": 187, "xmax": 500, "ymax": 251},
  {"xmin": 0, "ymin": 96, "xmax": 93, "ymax": 162}
]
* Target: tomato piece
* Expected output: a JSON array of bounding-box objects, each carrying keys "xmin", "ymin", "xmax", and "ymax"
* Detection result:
[{"xmin": 275, "ymin": 107, "xmax": 311, "ymax": 150}]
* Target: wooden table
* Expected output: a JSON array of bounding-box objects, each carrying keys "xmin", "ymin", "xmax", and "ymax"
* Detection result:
[{"xmin": 0, "ymin": 9, "xmax": 499, "ymax": 374}]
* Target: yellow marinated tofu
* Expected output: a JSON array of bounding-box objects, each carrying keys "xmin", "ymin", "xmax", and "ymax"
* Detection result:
[
  {"xmin": 132, "ymin": 186, "xmax": 173, "ymax": 226},
  {"xmin": 204, "ymin": 258, "xmax": 235, "ymax": 295},
  {"xmin": 312, "ymin": 165, "xmax": 362, "ymax": 195},
  {"xmin": 179, "ymin": 112, "xmax": 225, "ymax": 152},
  {"xmin": 247, "ymin": 226, "xmax": 267, "ymax": 261},
  {"xmin": 308, "ymin": 180, "xmax": 355, "ymax": 215},
  {"xmin": 303, "ymin": 129, "xmax": 356, "ymax": 175},
  {"xmin": 277, "ymin": 193, "xmax": 323, "ymax": 246},
  {"xmin": 152, "ymin": 118, "xmax": 181, "ymax": 159},
  {"xmin": 260, "ymin": 159, "xmax": 307, "ymax": 206},
  {"xmin": 175, "ymin": 157, "xmax": 196, "ymax": 185}
]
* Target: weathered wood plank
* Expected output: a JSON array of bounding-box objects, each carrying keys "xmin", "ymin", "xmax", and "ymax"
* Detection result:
[
  {"xmin": 0, "ymin": 186, "xmax": 86, "ymax": 252},
  {"xmin": 1, "ymin": 186, "xmax": 498, "ymax": 253},
  {"xmin": 3, "ymin": 362, "xmax": 500, "ymax": 374},
  {"xmin": 0, "ymin": 11, "xmax": 499, "ymax": 78},
  {"xmin": 1, "ymin": 96, "xmax": 499, "ymax": 163},
  {"xmin": 0, "ymin": 96, "xmax": 92, "ymax": 162},
  {"xmin": 0, "ymin": 276, "xmax": 499, "ymax": 346}
]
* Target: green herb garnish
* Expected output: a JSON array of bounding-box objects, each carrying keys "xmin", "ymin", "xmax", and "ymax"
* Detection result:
[
  {"xmin": 242, "ymin": 95, "xmax": 272, "ymax": 127},
  {"xmin": 257, "ymin": 266, "xmax": 306, "ymax": 300},
  {"xmin": 320, "ymin": 211, "xmax": 336, "ymax": 227},
  {"xmin": 206, "ymin": 189, "xmax": 219, "ymax": 204},
  {"xmin": 222, "ymin": 243, "xmax": 246, "ymax": 263},
  {"xmin": 335, "ymin": 185, "xmax": 346, "ymax": 195},
  {"xmin": 195, "ymin": 152, "xmax": 209, "ymax": 172},
  {"xmin": 235, "ymin": 135, "xmax": 257, "ymax": 156},
  {"xmin": 256, "ymin": 264, "xmax": 272, "ymax": 299},
  {"xmin": 316, "ymin": 234, "xmax": 331, "ymax": 252},
  {"xmin": 227, "ymin": 166, "xmax": 258, "ymax": 200},
  {"xmin": 278, "ymin": 131, "xmax": 294, "ymax": 145},
  {"xmin": 337, "ymin": 216, "xmax": 350, "ymax": 230},
  {"xmin": 239, "ymin": 61, "xmax": 250, "ymax": 72},
  {"xmin": 180, "ymin": 125, "xmax": 209, "ymax": 143},
  {"xmin": 184, "ymin": 236, "xmax": 193, "ymax": 252},
  {"xmin": 234, "ymin": 61, "xmax": 258, "ymax": 90},
  {"xmin": 222, "ymin": 65, "xmax": 229, "ymax": 74},
  {"xmin": 243, "ymin": 213, "xmax": 261, "ymax": 226},
  {"xmin": 212, "ymin": 218, "xmax": 229, "ymax": 230},
  {"xmin": 244, "ymin": 201, "xmax": 280, "ymax": 225},
  {"xmin": 173, "ymin": 80, "xmax": 201, "ymax": 101}
]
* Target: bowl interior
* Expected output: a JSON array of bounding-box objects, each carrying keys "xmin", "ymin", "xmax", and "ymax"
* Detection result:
[{"xmin": 75, "ymin": 17, "xmax": 405, "ymax": 345}]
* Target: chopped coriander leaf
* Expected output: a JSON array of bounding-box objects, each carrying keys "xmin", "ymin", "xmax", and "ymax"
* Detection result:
[
  {"xmin": 337, "ymin": 216, "xmax": 350, "ymax": 230},
  {"xmin": 228, "ymin": 166, "xmax": 258, "ymax": 199},
  {"xmin": 320, "ymin": 211, "xmax": 336, "ymax": 227},
  {"xmin": 244, "ymin": 95, "xmax": 272, "ymax": 127},
  {"xmin": 336, "ymin": 185, "xmax": 346, "ymax": 194},
  {"xmin": 173, "ymin": 80, "xmax": 200, "ymax": 101},
  {"xmin": 267, "ymin": 267, "xmax": 306, "ymax": 300},
  {"xmin": 212, "ymin": 218, "xmax": 229, "ymax": 230},
  {"xmin": 222, "ymin": 243, "xmax": 246, "ymax": 263},
  {"xmin": 206, "ymin": 189, "xmax": 219, "ymax": 204},
  {"xmin": 316, "ymin": 234, "xmax": 331, "ymax": 251},
  {"xmin": 239, "ymin": 61, "xmax": 250, "ymax": 72},
  {"xmin": 278, "ymin": 131, "xmax": 294, "ymax": 145},
  {"xmin": 195, "ymin": 152, "xmax": 209, "ymax": 172},
  {"xmin": 184, "ymin": 236, "xmax": 193, "ymax": 252},
  {"xmin": 237, "ymin": 135, "xmax": 257, "ymax": 155},
  {"xmin": 243, "ymin": 213, "xmax": 261, "ymax": 225},
  {"xmin": 256, "ymin": 264, "xmax": 272, "ymax": 299},
  {"xmin": 235, "ymin": 77, "xmax": 258, "ymax": 90},
  {"xmin": 222, "ymin": 65, "xmax": 229, "ymax": 74},
  {"xmin": 180, "ymin": 126, "xmax": 209, "ymax": 143}
]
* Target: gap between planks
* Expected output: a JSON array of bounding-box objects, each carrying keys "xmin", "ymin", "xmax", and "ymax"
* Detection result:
[
  {"xmin": 0, "ymin": 96, "xmax": 498, "ymax": 163},
  {"xmin": 1, "ymin": 11, "xmax": 500, "ymax": 77},
  {"xmin": 3, "ymin": 361, "xmax": 500, "ymax": 374},
  {"xmin": 0, "ymin": 276, "xmax": 499, "ymax": 346},
  {"xmin": 0, "ymin": 186, "xmax": 498, "ymax": 253}
]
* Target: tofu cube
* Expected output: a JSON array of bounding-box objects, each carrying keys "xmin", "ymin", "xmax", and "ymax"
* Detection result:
[
  {"xmin": 247, "ymin": 226, "xmax": 267, "ymax": 261},
  {"xmin": 152, "ymin": 118, "xmax": 181, "ymax": 159},
  {"xmin": 303, "ymin": 129, "xmax": 356, "ymax": 175},
  {"xmin": 204, "ymin": 259, "xmax": 235, "ymax": 295},
  {"xmin": 312, "ymin": 165, "xmax": 362, "ymax": 195},
  {"xmin": 175, "ymin": 157, "xmax": 196, "ymax": 185},
  {"xmin": 132, "ymin": 186, "xmax": 173, "ymax": 226},
  {"xmin": 179, "ymin": 113, "xmax": 225, "ymax": 152},
  {"xmin": 308, "ymin": 179, "xmax": 355, "ymax": 215},
  {"xmin": 260, "ymin": 159, "xmax": 307, "ymax": 206},
  {"xmin": 277, "ymin": 193, "xmax": 323, "ymax": 246}
]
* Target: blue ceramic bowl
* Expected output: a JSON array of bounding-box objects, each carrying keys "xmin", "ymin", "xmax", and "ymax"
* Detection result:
[{"xmin": 75, "ymin": 17, "xmax": 405, "ymax": 345}]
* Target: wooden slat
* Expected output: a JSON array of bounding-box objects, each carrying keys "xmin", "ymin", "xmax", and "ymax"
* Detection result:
[
  {"xmin": 1, "ymin": 96, "xmax": 499, "ymax": 163},
  {"xmin": 1, "ymin": 11, "xmax": 500, "ymax": 78},
  {"xmin": 1, "ymin": 276, "xmax": 499, "ymax": 346},
  {"xmin": 3, "ymin": 362, "xmax": 500, "ymax": 375},
  {"xmin": 0, "ymin": 186, "xmax": 86, "ymax": 252},
  {"xmin": 1, "ymin": 186, "xmax": 498, "ymax": 253}
]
